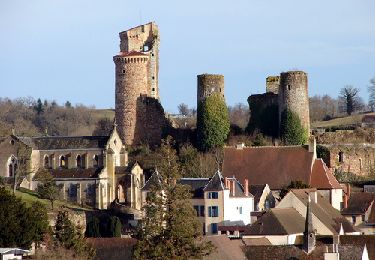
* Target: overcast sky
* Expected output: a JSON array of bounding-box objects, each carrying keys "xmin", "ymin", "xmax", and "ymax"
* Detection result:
[{"xmin": 0, "ymin": 0, "xmax": 374, "ymax": 112}]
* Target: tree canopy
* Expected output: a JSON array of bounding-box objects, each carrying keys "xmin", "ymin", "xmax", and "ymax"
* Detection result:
[
  {"xmin": 197, "ymin": 93, "xmax": 230, "ymax": 151},
  {"xmin": 339, "ymin": 86, "xmax": 362, "ymax": 115},
  {"xmin": 133, "ymin": 137, "xmax": 214, "ymax": 259}
]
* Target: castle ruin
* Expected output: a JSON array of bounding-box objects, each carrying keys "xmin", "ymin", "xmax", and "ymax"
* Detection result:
[
  {"xmin": 114, "ymin": 22, "xmax": 169, "ymax": 146},
  {"xmin": 197, "ymin": 74, "xmax": 225, "ymax": 107}
]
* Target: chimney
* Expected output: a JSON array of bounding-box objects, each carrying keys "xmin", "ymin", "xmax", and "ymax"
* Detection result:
[
  {"xmin": 309, "ymin": 191, "xmax": 317, "ymax": 203},
  {"xmin": 346, "ymin": 183, "xmax": 351, "ymax": 198},
  {"xmin": 224, "ymin": 177, "xmax": 228, "ymax": 189},
  {"xmin": 232, "ymin": 180, "xmax": 236, "ymax": 196},
  {"xmin": 343, "ymin": 194, "xmax": 348, "ymax": 209},
  {"xmin": 308, "ymin": 136, "xmax": 317, "ymax": 159},
  {"xmin": 244, "ymin": 179, "xmax": 249, "ymax": 196}
]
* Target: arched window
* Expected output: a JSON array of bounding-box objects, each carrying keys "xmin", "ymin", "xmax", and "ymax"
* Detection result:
[
  {"xmin": 60, "ymin": 155, "xmax": 67, "ymax": 168},
  {"xmin": 7, "ymin": 156, "xmax": 18, "ymax": 177},
  {"xmin": 76, "ymin": 155, "xmax": 82, "ymax": 168},
  {"xmin": 44, "ymin": 155, "xmax": 50, "ymax": 169},
  {"xmin": 93, "ymin": 155, "xmax": 99, "ymax": 167}
]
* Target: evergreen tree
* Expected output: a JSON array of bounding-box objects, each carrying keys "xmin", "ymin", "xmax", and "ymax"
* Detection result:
[
  {"xmin": 133, "ymin": 137, "xmax": 214, "ymax": 259},
  {"xmin": 36, "ymin": 169, "xmax": 60, "ymax": 209},
  {"xmin": 86, "ymin": 216, "xmax": 101, "ymax": 238},
  {"xmin": 34, "ymin": 98, "xmax": 44, "ymax": 115},
  {"xmin": 197, "ymin": 93, "xmax": 230, "ymax": 151},
  {"xmin": 280, "ymin": 109, "xmax": 307, "ymax": 145},
  {"xmin": 108, "ymin": 216, "xmax": 122, "ymax": 237},
  {"xmin": 0, "ymin": 187, "xmax": 48, "ymax": 248}
]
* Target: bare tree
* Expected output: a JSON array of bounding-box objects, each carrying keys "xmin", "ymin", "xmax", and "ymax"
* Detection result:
[
  {"xmin": 177, "ymin": 103, "xmax": 190, "ymax": 116},
  {"xmin": 339, "ymin": 86, "xmax": 362, "ymax": 115}
]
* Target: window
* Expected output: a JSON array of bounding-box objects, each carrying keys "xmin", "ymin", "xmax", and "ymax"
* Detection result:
[
  {"xmin": 208, "ymin": 206, "xmax": 219, "ymax": 217},
  {"xmin": 362, "ymin": 215, "xmax": 365, "ymax": 222},
  {"xmin": 122, "ymin": 69, "xmax": 125, "ymax": 73},
  {"xmin": 239, "ymin": 206, "xmax": 243, "ymax": 214},
  {"xmin": 59, "ymin": 155, "xmax": 67, "ymax": 168},
  {"xmin": 193, "ymin": 205, "xmax": 205, "ymax": 217},
  {"xmin": 76, "ymin": 155, "xmax": 82, "ymax": 168},
  {"xmin": 93, "ymin": 155, "xmax": 99, "ymax": 167},
  {"xmin": 287, "ymin": 85, "xmax": 291, "ymax": 91},
  {"xmin": 338, "ymin": 152, "xmax": 344, "ymax": 163},
  {"xmin": 152, "ymin": 76, "xmax": 155, "ymax": 80},
  {"xmin": 211, "ymin": 223, "xmax": 218, "ymax": 234},
  {"xmin": 8, "ymin": 156, "xmax": 18, "ymax": 177},
  {"xmin": 207, "ymin": 192, "xmax": 218, "ymax": 199},
  {"xmin": 352, "ymin": 215, "xmax": 356, "ymax": 225},
  {"xmin": 44, "ymin": 155, "xmax": 50, "ymax": 169}
]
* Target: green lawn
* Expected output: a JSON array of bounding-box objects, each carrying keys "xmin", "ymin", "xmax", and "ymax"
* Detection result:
[{"xmin": 312, "ymin": 113, "xmax": 365, "ymax": 128}]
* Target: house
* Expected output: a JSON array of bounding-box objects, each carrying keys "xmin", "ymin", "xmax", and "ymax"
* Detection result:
[
  {"xmin": 179, "ymin": 171, "xmax": 254, "ymax": 236},
  {"xmin": 0, "ymin": 126, "xmax": 144, "ymax": 210},
  {"xmin": 0, "ymin": 248, "xmax": 29, "ymax": 260},
  {"xmin": 222, "ymin": 139, "xmax": 344, "ymax": 210},
  {"xmin": 341, "ymin": 192, "xmax": 375, "ymax": 234},
  {"xmin": 249, "ymin": 184, "xmax": 276, "ymax": 211}
]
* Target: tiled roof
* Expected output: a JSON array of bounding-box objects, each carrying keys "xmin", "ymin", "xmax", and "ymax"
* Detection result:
[
  {"xmin": 179, "ymin": 178, "xmax": 209, "ymax": 198},
  {"xmin": 39, "ymin": 167, "xmax": 102, "ymax": 179},
  {"xmin": 291, "ymin": 189, "xmax": 357, "ymax": 234},
  {"xmin": 310, "ymin": 159, "xmax": 342, "ymax": 189},
  {"xmin": 342, "ymin": 192, "xmax": 375, "ymax": 215},
  {"xmin": 340, "ymin": 235, "xmax": 375, "ymax": 260},
  {"xmin": 202, "ymin": 235, "xmax": 246, "ymax": 260},
  {"xmin": 222, "ymin": 146, "xmax": 314, "ymax": 189},
  {"xmin": 17, "ymin": 135, "xmax": 109, "ymax": 150},
  {"xmin": 244, "ymin": 208, "xmax": 305, "ymax": 236}
]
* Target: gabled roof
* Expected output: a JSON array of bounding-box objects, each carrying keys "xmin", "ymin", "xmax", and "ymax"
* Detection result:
[
  {"xmin": 222, "ymin": 146, "xmax": 314, "ymax": 189},
  {"xmin": 142, "ymin": 170, "xmax": 162, "ymax": 191},
  {"xmin": 290, "ymin": 189, "xmax": 356, "ymax": 234},
  {"xmin": 244, "ymin": 208, "xmax": 305, "ymax": 235},
  {"xmin": 37, "ymin": 167, "xmax": 102, "ymax": 179},
  {"xmin": 16, "ymin": 135, "xmax": 109, "ymax": 150},
  {"xmin": 203, "ymin": 171, "xmax": 225, "ymax": 191},
  {"xmin": 310, "ymin": 159, "xmax": 341, "ymax": 189},
  {"xmin": 249, "ymin": 184, "xmax": 267, "ymax": 205},
  {"xmin": 342, "ymin": 192, "xmax": 375, "ymax": 215},
  {"xmin": 178, "ymin": 178, "xmax": 209, "ymax": 198}
]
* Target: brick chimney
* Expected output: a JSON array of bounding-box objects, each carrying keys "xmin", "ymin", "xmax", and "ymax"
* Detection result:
[
  {"xmin": 346, "ymin": 183, "xmax": 351, "ymax": 198},
  {"xmin": 224, "ymin": 177, "xmax": 228, "ymax": 189},
  {"xmin": 309, "ymin": 191, "xmax": 317, "ymax": 203},
  {"xmin": 244, "ymin": 178, "xmax": 249, "ymax": 196},
  {"xmin": 343, "ymin": 194, "xmax": 348, "ymax": 209},
  {"xmin": 232, "ymin": 180, "xmax": 236, "ymax": 196}
]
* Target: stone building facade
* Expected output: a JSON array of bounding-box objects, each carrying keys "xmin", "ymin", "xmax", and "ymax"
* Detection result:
[
  {"xmin": 0, "ymin": 127, "xmax": 144, "ymax": 210},
  {"xmin": 197, "ymin": 74, "xmax": 225, "ymax": 107},
  {"xmin": 114, "ymin": 22, "xmax": 169, "ymax": 146},
  {"xmin": 266, "ymin": 76, "xmax": 280, "ymax": 94}
]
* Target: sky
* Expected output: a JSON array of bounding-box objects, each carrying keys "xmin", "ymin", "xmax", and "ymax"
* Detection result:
[{"xmin": 0, "ymin": 0, "xmax": 374, "ymax": 113}]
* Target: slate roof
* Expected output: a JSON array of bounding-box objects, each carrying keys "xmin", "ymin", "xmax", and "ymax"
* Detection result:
[
  {"xmin": 222, "ymin": 146, "xmax": 341, "ymax": 190},
  {"xmin": 115, "ymin": 162, "xmax": 140, "ymax": 175},
  {"xmin": 16, "ymin": 135, "xmax": 109, "ymax": 150},
  {"xmin": 244, "ymin": 208, "xmax": 305, "ymax": 236},
  {"xmin": 290, "ymin": 189, "xmax": 357, "ymax": 234},
  {"xmin": 142, "ymin": 170, "xmax": 162, "ymax": 191},
  {"xmin": 341, "ymin": 192, "xmax": 375, "ymax": 215},
  {"xmin": 222, "ymin": 146, "xmax": 314, "ymax": 190},
  {"xmin": 178, "ymin": 178, "xmax": 209, "ymax": 198},
  {"xmin": 37, "ymin": 167, "xmax": 102, "ymax": 179},
  {"xmin": 249, "ymin": 184, "xmax": 267, "ymax": 205},
  {"xmin": 203, "ymin": 171, "xmax": 225, "ymax": 191}
]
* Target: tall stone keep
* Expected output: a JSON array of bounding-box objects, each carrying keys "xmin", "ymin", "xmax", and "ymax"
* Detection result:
[
  {"xmin": 114, "ymin": 22, "xmax": 168, "ymax": 146},
  {"xmin": 278, "ymin": 71, "xmax": 310, "ymax": 134},
  {"xmin": 197, "ymin": 74, "xmax": 225, "ymax": 107},
  {"xmin": 119, "ymin": 22, "xmax": 159, "ymax": 99}
]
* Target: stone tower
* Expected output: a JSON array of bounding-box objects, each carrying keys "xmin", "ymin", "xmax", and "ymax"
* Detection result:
[
  {"xmin": 119, "ymin": 22, "xmax": 159, "ymax": 99},
  {"xmin": 266, "ymin": 76, "xmax": 280, "ymax": 94},
  {"xmin": 114, "ymin": 22, "xmax": 168, "ymax": 146},
  {"xmin": 197, "ymin": 74, "xmax": 225, "ymax": 107},
  {"xmin": 278, "ymin": 71, "xmax": 310, "ymax": 134}
]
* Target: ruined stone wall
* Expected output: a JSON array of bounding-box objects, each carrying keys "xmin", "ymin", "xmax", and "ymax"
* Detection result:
[
  {"xmin": 266, "ymin": 76, "xmax": 280, "ymax": 94},
  {"xmin": 278, "ymin": 71, "xmax": 310, "ymax": 134},
  {"xmin": 197, "ymin": 74, "xmax": 225, "ymax": 107},
  {"xmin": 114, "ymin": 54, "xmax": 149, "ymax": 145},
  {"xmin": 119, "ymin": 22, "xmax": 159, "ymax": 99},
  {"xmin": 324, "ymin": 144, "xmax": 375, "ymax": 177}
]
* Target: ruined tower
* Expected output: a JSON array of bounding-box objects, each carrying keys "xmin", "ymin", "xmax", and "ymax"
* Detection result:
[
  {"xmin": 197, "ymin": 74, "xmax": 225, "ymax": 107},
  {"xmin": 266, "ymin": 76, "xmax": 280, "ymax": 94},
  {"xmin": 114, "ymin": 22, "xmax": 168, "ymax": 146},
  {"xmin": 278, "ymin": 71, "xmax": 310, "ymax": 134}
]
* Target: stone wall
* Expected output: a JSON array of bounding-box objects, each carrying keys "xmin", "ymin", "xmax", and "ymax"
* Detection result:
[
  {"xmin": 323, "ymin": 144, "xmax": 375, "ymax": 176},
  {"xmin": 278, "ymin": 71, "xmax": 310, "ymax": 134},
  {"xmin": 197, "ymin": 74, "xmax": 225, "ymax": 107},
  {"xmin": 266, "ymin": 76, "xmax": 280, "ymax": 94}
]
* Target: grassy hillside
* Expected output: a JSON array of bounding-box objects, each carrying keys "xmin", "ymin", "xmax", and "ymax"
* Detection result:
[{"xmin": 311, "ymin": 113, "xmax": 372, "ymax": 128}]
